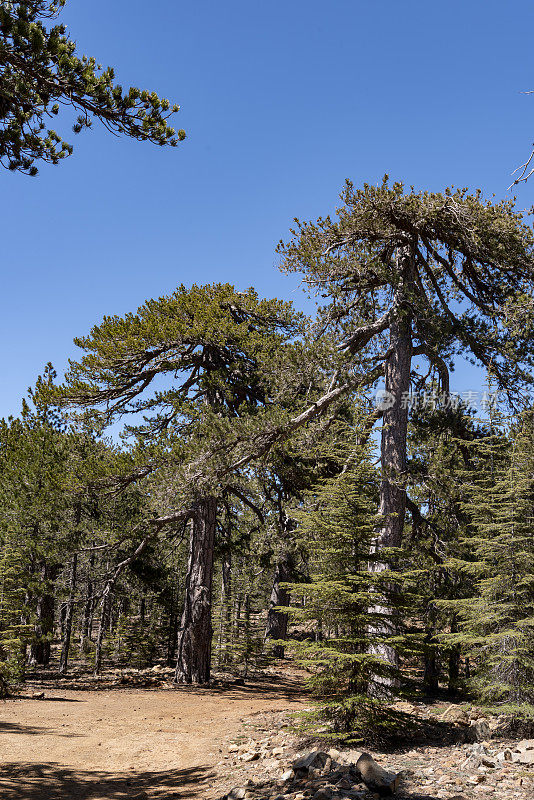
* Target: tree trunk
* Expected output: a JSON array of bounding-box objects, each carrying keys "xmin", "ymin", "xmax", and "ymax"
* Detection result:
[
  {"xmin": 216, "ymin": 550, "xmax": 232, "ymax": 667},
  {"xmin": 448, "ymin": 616, "xmax": 460, "ymax": 693},
  {"xmin": 80, "ymin": 550, "xmax": 95, "ymax": 654},
  {"xmin": 94, "ymin": 589, "xmax": 111, "ymax": 676},
  {"xmin": 175, "ymin": 496, "xmax": 217, "ymax": 684},
  {"xmin": 59, "ymin": 553, "xmax": 77, "ymax": 675},
  {"xmin": 264, "ymin": 551, "xmax": 294, "ymax": 659},
  {"xmin": 368, "ymin": 243, "xmax": 414, "ymax": 694},
  {"xmin": 243, "ymin": 592, "xmax": 251, "ymax": 677},
  {"xmin": 423, "ymin": 637, "xmax": 440, "ymax": 694},
  {"xmin": 28, "ymin": 562, "xmax": 59, "ymax": 667}
]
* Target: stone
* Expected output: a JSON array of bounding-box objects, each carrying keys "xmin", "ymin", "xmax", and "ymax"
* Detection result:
[
  {"xmin": 440, "ymin": 705, "xmax": 469, "ymax": 725},
  {"xmin": 228, "ymin": 790, "xmax": 246, "ymax": 800},
  {"xmin": 241, "ymin": 752, "xmax": 260, "ymax": 762},
  {"xmin": 281, "ymin": 770, "xmax": 293, "ymax": 782},
  {"xmin": 515, "ymin": 738, "xmax": 534, "ymax": 752},
  {"xmin": 355, "ymin": 753, "xmax": 401, "ymax": 794},
  {"xmin": 293, "ymin": 751, "xmax": 329, "ymax": 774},
  {"xmin": 467, "ymin": 719, "xmax": 491, "ymax": 742}
]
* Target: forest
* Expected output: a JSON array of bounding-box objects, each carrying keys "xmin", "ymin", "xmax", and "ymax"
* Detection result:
[
  {"xmin": 2, "ymin": 182, "xmax": 534, "ymax": 733},
  {"xmin": 1, "ymin": 3, "xmax": 534, "ymax": 800}
]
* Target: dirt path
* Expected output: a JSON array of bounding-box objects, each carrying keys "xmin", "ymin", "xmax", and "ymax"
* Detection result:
[{"xmin": 0, "ymin": 678, "xmax": 306, "ymax": 800}]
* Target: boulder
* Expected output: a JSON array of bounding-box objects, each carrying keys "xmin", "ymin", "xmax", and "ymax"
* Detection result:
[
  {"xmin": 355, "ymin": 752, "xmax": 401, "ymax": 796},
  {"xmin": 228, "ymin": 789, "xmax": 246, "ymax": 800},
  {"xmin": 466, "ymin": 718, "xmax": 491, "ymax": 742},
  {"xmin": 515, "ymin": 738, "xmax": 534, "ymax": 752},
  {"xmin": 292, "ymin": 750, "xmax": 329, "ymax": 776},
  {"xmin": 439, "ymin": 705, "xmax": 469, "ymax": 725}
]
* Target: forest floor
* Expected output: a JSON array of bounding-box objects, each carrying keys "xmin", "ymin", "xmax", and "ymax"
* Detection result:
[{"xmin": 0, "ymin": 668, "xmax": 533, "ymax": 800}]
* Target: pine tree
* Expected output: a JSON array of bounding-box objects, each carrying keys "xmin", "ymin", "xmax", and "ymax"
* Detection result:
[
  {"xmin": 284, "ymin": 429, "xmax": 407, "ymax": 740},
  {"xmin": 51, "ymin": 283, "xmax": 303, "ymax": 683},
  {"xmin": 0, "ymin": 526, "xmax": 32, "ymax": 693},
  {"xmin": 278, "ymin": 180, "xmax": 534, "ymax": 683},
  {"xmin": 445, "ymin": 412, "xmax": 534, "ymax": 704},
  {"xmin": 0, "ymin": 1, "xmax": 184, "ymax": 175}
]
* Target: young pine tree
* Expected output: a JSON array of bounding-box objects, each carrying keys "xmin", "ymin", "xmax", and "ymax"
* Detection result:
[
  {"xmin": 285, "ymin": 430, "xmax": 407, "ymax": 740},
  {"xmin": 445, "ymin": 412, "xmax": 534, "ymax": 704}
]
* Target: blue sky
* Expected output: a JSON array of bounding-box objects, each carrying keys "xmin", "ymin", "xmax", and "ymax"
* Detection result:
[{"xmin": 2, "ymin": 0, "xmax": 533, "ymax": 418}]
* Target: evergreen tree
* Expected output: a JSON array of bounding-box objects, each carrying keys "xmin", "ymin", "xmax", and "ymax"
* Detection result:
[
  {"xmin": 444, "ymin": 412, "xmax": 534, "ymax": 704},
  {"xmin": 284, "ymin": 426, "xmax": 405, "ymax": 739},
  {"xmin": 0, "ymin": 1, "xmax": 184, "ymax": 174},
  {"xmin": 51, "ymin": 283, "xmax": 302, "ymax": 683},
  {"xmin": 279, "ymin": 180, "xmax": 534, "ymax": 685}
]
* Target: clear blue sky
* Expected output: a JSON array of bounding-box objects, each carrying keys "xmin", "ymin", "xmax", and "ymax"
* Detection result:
[{"xmin": 2, "ymin": 0, "xmax": 533, "ymax": 418}]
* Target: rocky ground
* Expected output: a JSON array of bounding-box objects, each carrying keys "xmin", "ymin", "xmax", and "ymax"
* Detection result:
[
  {"xmin": 2, "ymin": 668, "xmax": 533, "ymax": 799},
  {"xmin": 214, "ymin": 702, "xmax": 534, "ymax": 800}
]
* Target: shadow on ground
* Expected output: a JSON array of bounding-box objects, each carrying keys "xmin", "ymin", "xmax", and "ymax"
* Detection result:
[
  {"xmin": 21, "ymin": 672, "xmax": 307, "ymax": 702},
  {"xmin": 0, "ymin": 721, "xmax": 84, "ymax": 738},
  {"xmin": 0, "ymin": 763, "xmax": 214, "ymax": 800}
]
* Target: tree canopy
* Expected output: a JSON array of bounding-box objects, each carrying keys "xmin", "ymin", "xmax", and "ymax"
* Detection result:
[{"xmin": 0, "ymin": 0, "xmax": 184, "ymax": 174}]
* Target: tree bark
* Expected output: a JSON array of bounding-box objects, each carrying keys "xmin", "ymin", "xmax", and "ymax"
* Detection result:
[
  {"xmin": 80, "ymin": 550, "xmax": 95, "ymax": 655},
  {"xmin": 94, "ymin": 589, "xmax": 111, "ymax": 676},
  {"xmin": 59, "ymin": 553, "xmax": 77, "ymax": 675},
  {"xmin": 264, "ymin": 551, "xmax": 294, "ymax": 659},
  {"xmin": 368, "ymin": 243, "xmax": 414, "ymax": 694},
  {"xmin": 423, "ymin": 635, "xmax": 440, "ymax": 694},
  {"xmin": 216, "ymin": 550, "xmax": 232, "ymax": 667},
  {"xmin": 28, "ymin": 562, "xmax": 59, "ymax": 667},
  {"xmin": 175, "ymin": 496, "xmax": 217, "ymax": 684},
  {"xmin": 448, "ymin": 615, "xmax": 460, "ymax": 693}
]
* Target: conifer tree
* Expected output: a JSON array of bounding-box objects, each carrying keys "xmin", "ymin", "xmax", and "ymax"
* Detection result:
[
  {"xmin": 282, "ymin": 420, "xmax": 408, "ymax": 738},
  {"xmin": 279, "ymin": 180, "xmax": 534, "ymax": 684},
  {"xmin": 445, "ymin": 411, "xmax": 534, "ymax": 703},
  {"xmin": 52, "ymin": 283, "xmax": 302, "ymax": 683},
  {"xmin": 0, "ymin": 1, "xmax": 184, "ymax": 174}
]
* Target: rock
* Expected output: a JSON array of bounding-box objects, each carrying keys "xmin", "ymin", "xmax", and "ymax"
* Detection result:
[
  {"xmin": 228, "ymin": 790, "xmax": 246, "ymax": 800},
  {"xmin": 31, "ymin": 692, "xmax": 45, "ymax": 699},
  {"xmin": 466, "ymin": 719, "xmax": 491, "ymax": 742},
  {"xmin": 280, "ymin": 769, "xmax": 293, "ymax": 782},
  {"xmin": 439, "ymin": 705, "xmax": 469, "ymax": 725},
  {"xmin": 293, "ymin": 750, "xmax": 329, "ymax": 775},
  {"xmin": 515, "ymin": 738, "xmax": 534, "ymax": 752},
  {"xmin": 313, "ymin": 790, "xmax": 333, "ymax": 800},
  {"xmin": 241, "ymin": 752, "xmax": 260, "ymax": 762},
  {"xmin": 355, "ymin": 753, "xmax": 401, "ymax": 795},
  {"xmin": 516, "ymin": 749, "xmax": 534, "ymax": 765}
]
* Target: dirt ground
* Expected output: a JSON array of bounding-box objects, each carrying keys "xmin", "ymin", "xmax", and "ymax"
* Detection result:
[{"xmin": 0, "ymin": 677, "xmax": 306, "ymax": 800}]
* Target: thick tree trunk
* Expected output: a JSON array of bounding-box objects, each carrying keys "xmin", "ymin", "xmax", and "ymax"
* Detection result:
[
  {"xmin": 59, "ymin": 553, "xmax": 77, "ymax": 675},
  {"xmin": 28, "ymin": 562, "xmax": 59, "ymax": 667},
  {"xmin": 368, "ymin": 244, "xmax": 414, "ymax": 695},
  {"xmin": 264, "ymin": 551, "xmax": 294, "ymax": 659},
  {"xmin": 175, "ymin": 497, "xmax": 217, "ymax": 684}
]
